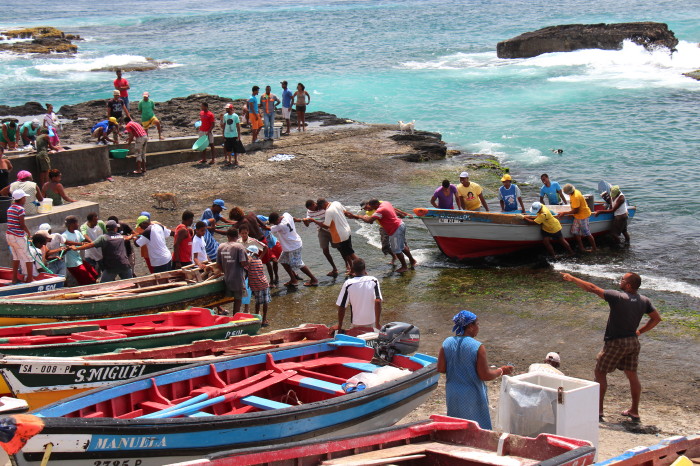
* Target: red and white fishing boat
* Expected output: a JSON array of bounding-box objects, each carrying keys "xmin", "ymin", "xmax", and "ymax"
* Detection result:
[{"xmin": 414, "ymin": 204, "xmax": 635, "ymax": 259}]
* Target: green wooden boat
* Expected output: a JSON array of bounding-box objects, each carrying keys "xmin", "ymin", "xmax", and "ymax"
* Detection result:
[
  {"xmin": 0, "ymin": 266, "xmax": 227, "ymax": 326},
  {"xmin": 0, "ymin": 308, "xmax": 261, "ymax": 357}
]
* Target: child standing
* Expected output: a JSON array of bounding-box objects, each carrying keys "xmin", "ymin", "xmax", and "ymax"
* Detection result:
[{"xmin": 246, "ymin": 245, "xmax": 271, "ymax": 326}]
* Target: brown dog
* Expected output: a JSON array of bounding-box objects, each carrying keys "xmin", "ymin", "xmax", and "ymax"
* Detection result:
[{"xmin": 152, "ymin": 192, "xmax": 177, "ymax": 210}]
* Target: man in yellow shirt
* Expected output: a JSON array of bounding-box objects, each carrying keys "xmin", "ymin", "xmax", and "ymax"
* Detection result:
[
  {"xmin": 561, "ymin": 184, "xmax": 596, "ymax": 252},
  {"xmin": 523, "ymin": 202, "xmax": 574, "ymax": 257},
  {"xmin": 457, "ymin": 172, "xmax": 489, "ymax": 211}
]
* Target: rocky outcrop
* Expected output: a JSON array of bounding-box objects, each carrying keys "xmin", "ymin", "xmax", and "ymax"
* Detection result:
[
  {"xmin": 0, "ymin": 102, "xmax": 47, "ymax": 117},
  {"xmin": 684, "ymin": 70, "xmax": 700, "ymax": 81},
  {"xmin": 390, "ymin": 131, "xmax": 446, "ymax": 162},
  {"xmin": 91, "ymin": 58, "xmax": 174, "ymax": 73},
  {"xmin": 497, "ymin": 22, "xmax": 678, "ymax": 59},
  {"xmin": 0, "ymin": 27, "xmax": 81, "ymax": 54}
]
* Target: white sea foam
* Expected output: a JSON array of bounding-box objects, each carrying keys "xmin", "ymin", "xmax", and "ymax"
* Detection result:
[
  {"xmin": 35, "ymin": 54, "xmax": 154, "ymax": 73},
  {"xmin": 400, "ymin": 52, "xmax": 497, "ymax": 70},
  {"xmin": 552, "ymin": 262, "xmax": 700, "ymax": 299},
  {"xmin": 354, "ymin": 222, "xmax": 382, "ymax": 249}
]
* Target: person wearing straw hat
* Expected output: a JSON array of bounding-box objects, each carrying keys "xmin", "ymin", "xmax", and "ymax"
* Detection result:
[
  {"xmin": 6, "ymin": 189, "xmax": 33, "ymax": 283},
  {"xmin": 522, "ymin": 201, "xmax": 574, "ymax": 257},
  {"xmin": 437, "ymin": 310, "xmax": 514, "ymax": 428}
]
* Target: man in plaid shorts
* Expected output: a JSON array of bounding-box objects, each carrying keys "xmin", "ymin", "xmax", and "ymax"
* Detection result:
[{"xmin": 561, "ymin": 272, "xmax": 661, "ymax": 422}]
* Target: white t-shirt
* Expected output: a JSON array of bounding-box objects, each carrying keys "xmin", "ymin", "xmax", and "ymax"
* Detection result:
[
  {"xmin": 136, "ymin": 224, "xmax": 172, "ymax": 267},
  {"xmin": 83, "ymin": 224, "xmax": 104, "ymax": 262},
  {"xmin": 335, "ymin": 275, "xmax": 383, "ymax": 327},
  {"xmin": 324, "ymin": 201, "xmax": 351, "ymax": 243},
  {"xmin": 270, "ymin": 212, "xmax": 303, "ymax": 252},
  {"xmin": 528, "ymin": 363, "xmax": 564, "ymax": 376},
  {"xmin": 191, "ymin": 234, "xmax": 208, "ymax": 262}
]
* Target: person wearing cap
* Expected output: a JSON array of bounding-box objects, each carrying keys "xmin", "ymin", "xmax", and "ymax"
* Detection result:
[
  {"xmin": 198, "ymin": 102, "xmax": 217, "ymax": 165},
  {"xmin": 135, "ymin": 212, "xmax": 154, "ymax": 273},
  {"xmin": 457, "ymin": 172, "xmax": 489, "ymax": 211},
  {"xmin": 200, "ymin": 199, "xmax": 233, "ymax": 261},
  {"xmin": 561, "ymin": 271, "xmax": 661, "ymax": 422},
  {"xmin": 107, "ymin": 89, "xmax": 130, "ymax": 123},
  {"xmin": 135, "ymin": 216, "xmax": 174, "ymax": 273},
  {"xmin": 247, "ymin": 86, "xmax": 263, "ymax": 143},
  {"xmin": 36, "ymin": 222, "xmax": 67, "ymax": 276},
  {"xmin": 245, "ymin": 245, "xmax": 271, "ymax": 326},
  {"xmin": 528, "ymin": 352, "xmax": 564, "ymax": 375},
  {"xmin": 19, "ymin": 119, "xmax": 41, "ymax": 148},
  {"xmin": 216, "ymin": 228, "xmax": 249, "ymax": 315},
  {"xmin": 6, "ymin": 189, "xmax": 34, "ymax": 283},
  {"xmin": 498, "ymin": 174, "xmax": 525, "ymax": 213},
  {"xmin": 331, "ymin": 258, "xmax": 382, "ymax": 335},
  {"xmin": 61, "ymin": 215, "xmax": 99, "ymax": 285},
  {"xmin": 539, "ymin": 173, "xmax": 567, "ymax": 205},
  {"xmin": 268, "ymin": 211, "xmax": 318, "ymax": 287},
  {"xmin": 280, "ymin": 81, "xmax": 293, "ymax": 135},
  {"xmin": 437, "ymin": 310, "xmax": 514, "ymax": 428},
  {"xmin": 0, "ymin": 121, "xmax": 19, "ymax": 151},
  {"xmin": 0, "ymin": 146, "xmax": 13, "ymax": 191},
  {"xmin": 522, "ymin": 202, "xmax": 574, "ymax": 257},
  {"xmin": 1, "ymin": 170, "xmax": 43, "ymax": 216},
  {"xmin": 220, "ymin": 103, "xmax": 243, "ymax": 166},
  {"xmin": 138, "ymin": 92, "xmax": 163, "ymax": 140},
  {"xmin": 560, "ymin": 183, "xmax": 596, "ymax": 252},
  {"xmin": 72, "ymin": 220, "xmax": 134, "ymax": 282},
  {"xmin": 113, "ymin": 69, "xmax": 130, "ymax": 109},
  {"xmin": 431, "ymin": 179, "xmax": 459, "ymax": 210},
  {"xmin": 123, "ymin": 116, "xmax": 149, "ymax": 175},
  {"xmin": 595, "ymin": 185, "xmax": 630, "ymax": 246},
  {"xmin": 91, "ymin": 117, "xmax": 120, "ymax": 145},
  {"xmin": 260, "ymin": 85, "xmax": 281, "ymax": 141},
  {"xmin": 35, "ymin": 128, "xmax": 60, "ymax": 187}
]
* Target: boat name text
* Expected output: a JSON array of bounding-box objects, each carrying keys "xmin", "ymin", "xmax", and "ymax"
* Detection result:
[
  {"xmin": 75, "ymin": 365, "xmax": 147, "ymax": 383},
  {"xmin": 94, "ymin": 460, "xmax": 142, "ymax": 466},
  {"xmin": 93, "ymin": 436, "xmax": 166, "ymax": 450}
]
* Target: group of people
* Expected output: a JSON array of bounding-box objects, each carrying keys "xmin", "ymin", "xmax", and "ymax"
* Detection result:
[{"xmin": 431, "ymin": 171, "xmax": 631, "ymax": 256}]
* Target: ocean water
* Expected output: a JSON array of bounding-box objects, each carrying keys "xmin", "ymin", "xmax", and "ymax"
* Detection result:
[{"xmin": 1, "ymin": 0, "xmax": 699, "ymax": 304}]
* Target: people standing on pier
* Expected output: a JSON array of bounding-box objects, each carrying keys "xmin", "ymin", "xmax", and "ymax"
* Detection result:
[
  {"xmin": 431, "ymin": 179, "xmax": 459, "ymax": 210},
  {"xmin": 113, "ymin": 69, "xmax": 130, "ymax": 109},
  {"xmin": 123, "ymin": 116, "xmax": 148, "ymax": 175},
  {"xmin": 561, "ymin": 184, "xmax": 596, "ymax": 252},
  {"xmin": 247, "ymin": 86, "xmax": 263, "ymax": 143},
  {"xmin": 216, "ymin": 228, "xmax": 249, "ymax": 315},
  {"xmin": 498, "ymin": 174, "xmax": 526, "ymax": 213},
  {"xmin": 138, "ymin": 92, "xmax": 164, "ymax": 140},
  {"xmin": 595, "ymin": 185, "xmax": 630, "ymax": 246},
  {"xmin": 292, "ymin": 83, "xmax": 310, "ymax": 132},
  {"xmin": 523, "ymin": 202, "xmax": 574, "ymax": 257},
  {"xmin": 62, "ymin": 215, "xmax": 99, "ymax": 285},
  {"xmin": 561, "ymin": 272, "xmax": 661, "ymax": 422},
  {"xmin": 260, "ymin": 86, "xmax": 280, "ymax": 141},
  {"xmin": 198, "ymin": 102, "xmax": 217, "ymax": 165},
  {"xmin": 268, "ymin": 211, "xmax": 318, "ymax": 287},
  {"xmin": 437, "ymin": 310, "xmax": 514, "ymax": 429},
  {"xmin": 539, "ymin": 174, "xmax": 567, "ymax": 205},
  {"xmin": 6, "ymin": 190, "xmax": 33, "ymax": 283},
  {"xmin": 457, "ymin": 172, "xmax": 489, "ymax": 211},
  {"xmin": 280, "ymin": 81, "xmax": 293, "ymax": 135},
  {"xmin": 304, "ymin": 199, "xmax": 341, "ymax": 277}
]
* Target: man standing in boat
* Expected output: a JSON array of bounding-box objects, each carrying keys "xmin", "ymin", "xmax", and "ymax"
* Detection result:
[
  {"xmin": 539, "ymin": 174, "xmax": 568, "ymax": 205},
  {"xmin": 560, "ymin": 184, "xmax": 596, "ymax": 252},
  {"xmin": 594, "ymin": 185, "xmax": 630, "ymax": 246},
  {"xmin": 561, "ymin": 272, "xmax": 661, "ymax": 423},
  {"xmin": 498, "ymin": 174, "xmax": 526, "ymax": 213},
  {"xmin": 217, "ymin": 228, "xmax": 249, "ymax": 315},
  {"xmin": 457, "ymin": 172, "xmax": 489, "ymax": 211}
]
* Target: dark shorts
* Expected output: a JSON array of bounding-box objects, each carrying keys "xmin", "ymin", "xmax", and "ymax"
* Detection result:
[
  {"xmin": 596, "ymin": 336, "xmax": 640, "ymax": 373},
  {"xmin": 612, "ymin": 214, "xmax": 628, "ymax": 236},
  {"xmin": 152, "ymin": 262, "xmax": 172, "ymax": 273},
  {"xmin": 542, "ymin": 229, "xmax": 563, "ymax": 239},
  {"xmin": 335, "ymin": 237, "xmax": 354, "ymax": 258},
  {"xmin": 224, "ymin": 137, "xmax": 237, "ymax": 152},
  {"xmin": 225, "ymin": 288, "xmax": 245, "ymax": 300},
  {"xmin": 36, "ymin": 151, "xmax": 51, "ymax": 172},
  {"xmin": 296, "ymin": 105, "xmax": 306, "ymax": 113}
]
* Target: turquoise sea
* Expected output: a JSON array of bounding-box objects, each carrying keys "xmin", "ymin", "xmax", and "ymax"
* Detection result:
[{"xmin": 1, "ymin": 0, "xmax": 699, "ymax": 304}]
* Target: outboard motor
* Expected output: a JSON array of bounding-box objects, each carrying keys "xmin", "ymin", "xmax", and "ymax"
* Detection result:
[{"xmin": 375, "ymin": 322, "xmax": 420, "ymax": 362}]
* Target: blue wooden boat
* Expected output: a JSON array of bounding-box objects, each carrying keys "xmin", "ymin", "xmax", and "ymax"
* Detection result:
[
  {"xmin": 0, "ymin": 268, "xmax": 64, "ymax": 298},
  {"xmin": 0, "ymin": 335, "xmax": 438, "ymax": 466}
]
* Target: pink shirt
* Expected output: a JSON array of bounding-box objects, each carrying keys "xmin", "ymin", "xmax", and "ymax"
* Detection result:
[
  {"xmin": 125, "ymin": 121, "xmax": 146, "ymax": 138},
  {"xmin": 199, "ymin": 111, "xmax": 216, "ymax": 133},
  {"xmin": 371, "ymin": 201, "xmax": 403, "ymax": 236}
]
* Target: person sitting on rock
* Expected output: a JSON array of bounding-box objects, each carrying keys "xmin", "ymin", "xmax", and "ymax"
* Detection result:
[{"xmin": 91, "ymin": 117, "xmax": 119, "ymax": 145}]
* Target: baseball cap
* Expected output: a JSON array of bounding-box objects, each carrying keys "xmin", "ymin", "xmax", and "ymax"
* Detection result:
[
  {"xmin": 136, "ymin": 215, "xmax": 149, "ymax": 227},
  {"xmin": 562, "ymin": 183, "xmax": 574, "ymax": 194},
  {"xmin": 105, "ymin": 220, "xmax": 118, "ymax": 230},
  {"xmin": 143, "ymin": 91, "xmax": 149, "ymax": 97},
  {"xmin": 529, "ymin": 202, "xmax": 542, "ymax": 215},
  {"xmin": 39, "ymin": 223, "xmax": 51, "ymax": 231},
  {"xmin": 610, "ymin": 185, "xmax": 621, "ymax": 197},
  {"xmin": 108, "ymin": 117, "xmax": 118, "ymax": 125},
  {"xmin": 31, "ymin": 118, "xmax": 40, "ymax": 127},
  {"xmin": 113, "ymin": 90, "xmax": 120, "ymax": 96},
  {"xmin": 546, "ymin": 352, "xmax": 561, "ymax": 364},
  {"xmin": 140, "ymin": 211, "xmax": 151, "ymax": 219},
  {"xmin": 501, "ymin": 174, "xmax": 512, "ymax": 182},
  {"xmin": 247, "ymin": 245, "xmax": 260, "ymax": 255},
  {"xmin": 35, "ymin": 230, "xmax": 52, "ymax": 240},
  {"xmin": 280, "ymin": 80, "xmax": 288, "ymax": 85},
  {"xmin": 459, "ymin": 171, "xmax": 469, "ymax": 178},
  {"xmin": 11, "ymin": 189, "xmax": 29, "ymax": 200},
  {"xmin": 213, "ymin": 199, "xmax": 226, "ymax": 210},
  {"xmin": 225, "ymin": 103, "xmax": 233, "ymax": 109}
]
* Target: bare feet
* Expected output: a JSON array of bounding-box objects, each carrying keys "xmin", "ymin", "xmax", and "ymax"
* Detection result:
[
  {"xmin": 326, "ymin": 270, "xmax": 339, "ymax": 277},
  {"xmin": 395, "ymin": 267, "xmax": 408, "ymax": 273},
  {"xmin": 409, "ymin": 259, "xmax": 418, "ymax": 269}
]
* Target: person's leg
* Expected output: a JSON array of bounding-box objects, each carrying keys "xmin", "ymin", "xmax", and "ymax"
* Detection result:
[
  {"xmin": 623, "ymin": 370, "xmax": 642, "ymax": 418},
  {"xmin": 542, "ymin": 236, "xmax": 555, "ymax": 257},
  {"xmin": 11, "ymin": 260, "xmax": 20, "ymax": 283},
  {"xmin": 587, "ymin": 234, "xmax": 597, "ymax": 252},
  {"xmin": 119, "ymin": 268, "xmax": 134, "ymax": 280},
  {"xmin": 594, "ymin": 369, "xmax": 608, "ymax": 417},
  {"xmin": 394, "ymin": 252, "xmax": 408, "ymax": 273},
  {"xmin": 322, "ymin": 247, "xmax": 338, "ymax": 275},
  {"xmin": 281, "ymin": 263, "xmax": 296, "ymax": 285},
  {"xmin": 272, "ymin": 261, "xmax": 279, "ymax": 283},
  {"xmin": 261, "ymin": 302, "xmax": 268, "ymax": 324},
  {"xmin": 300, "ymin": 265, "xmax": 318, "ymax": 285},
  {"xmin": 232, "ymin": 297, "xmax": 242, "ymax": 315},
  {"xmin": 403, "ymin": 244, "xmax": 417, "ymax": 268},
  {"xmin": 574, "ymin": 234, "xmax": 586, "ymax": 251},
  {"xmin": 101, "ymin": 269, "xmax": 117, "ymax": 282},
  {"xmin": 559, "ymin": 237, "xmax": 575, "ymax": 255},
  {"xmin": 156, "ymin": 120, "xmax": 163, "ymax": 140},
  {"xmin": 300, "ymin": 109, "xmax": 306, "ymax": 131},
  {"xmin": 23, "ymin": 262, "xmax": 34, "ymax": 283}
]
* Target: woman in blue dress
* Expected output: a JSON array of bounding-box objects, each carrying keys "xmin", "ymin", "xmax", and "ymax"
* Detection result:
[{"xmin": 437, "ymin": 310, "xmax": 514, "ymax": 429}]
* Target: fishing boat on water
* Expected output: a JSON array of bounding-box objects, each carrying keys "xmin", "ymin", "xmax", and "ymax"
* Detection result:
[
  {"xmin": 0, "ymin": 335, "xmax": 437, "ymax": 466},
  {"xmin": 171, "ymin": 414, "xmax": 596, "ymax": 466},
  {"xmin": 414, "ymin": 203, "xmax": 636, "ymax": 260},
  {"xmin": 0, "ymin": 264, "xmax": 226, "ymax": 326},
  {"xmin": 0, "ymin": 307, "xmax": 261, "ymax": 357},
  {"xmin": 0, "ymin": 268, "xmax": 64, "ymax": 298},
  {"xmin": 0, "ymin": 324, "xmax": 340, "ymax": 410}
]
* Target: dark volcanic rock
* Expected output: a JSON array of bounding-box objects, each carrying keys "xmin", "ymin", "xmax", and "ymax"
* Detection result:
[
  {"xmin": 0, "ymin": 102, "xmax": 46, "ymax": 117},
  {"xmin": 0, "ymin": 27, "xmax": 80, "ymax": 54},
  {"xmin": 91, "ymin": 58, "xmax": 174, "ymax": 73},
  {"xmin": 497, "ymin": 22, "xmax": 678, "ymax": 59},
  {"xmin": 390, "ymin": 131, "xmax": 446, "ymax": 162}
]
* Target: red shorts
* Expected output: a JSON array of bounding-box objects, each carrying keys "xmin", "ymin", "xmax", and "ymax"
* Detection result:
[
  {"xmin": 68, "ymin": 263, "xmax": 99, "ymax": 286},
  {"xmin": 262, "ymin": 242, "xmax": 282, "ymax": 264}
]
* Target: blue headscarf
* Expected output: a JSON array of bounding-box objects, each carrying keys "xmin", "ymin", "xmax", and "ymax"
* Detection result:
[{"xmin": 452, "ymin": 310, "xmax": 477, "ymax": 335}]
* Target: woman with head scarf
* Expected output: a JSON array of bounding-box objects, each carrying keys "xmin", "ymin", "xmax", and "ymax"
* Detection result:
[
  {"xmin": 437, "ymin": 310, "xmax": 514, "ymax": 429},
  {"xmin": 0, "ymin": 170, "xmax": 43, "ymax": 215}
]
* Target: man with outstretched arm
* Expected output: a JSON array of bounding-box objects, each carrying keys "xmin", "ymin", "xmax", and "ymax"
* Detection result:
[{"xmin": 561, "ymin": 272, "xmax": 661, "ymax": 423}]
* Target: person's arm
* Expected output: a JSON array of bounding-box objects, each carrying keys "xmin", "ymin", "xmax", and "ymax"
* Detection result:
[
  {"xmin": 107, "ymin": 102, "xmax": 112, "ymax": 118},
  {"xmin": 236, "ymin": 122, "xmax": 242, "ymax": 138},
  {"xmin": 518, "ymin": 197, "xmax": 526, "ymax": 213},
  {"xmin": 596, "ymin": 195, "xmax": 624, "ymax": 216},
  {"xmin": 193, "ymin": 254, "xmax": 206, "ymax": 269},
  {"xmin": 126, "ymin": 129, "xmax": 135, "ymax": 145},
  {"xmin": 18, "ymin": 212, "xmax": 30, "ymax": 236},
  {"xmin": 335, "ymin": 305, "xmax": 346, "ymax": 333},
  {"xmin": 452, "ymin": 189, "xmax": 459, "ymax": 210},
  {"xmin": 123, "ymin": 103, "xmax": 131, "ymax": 120},
  {"xmin": 478, "ymin": 193, "xmax": 489, "ymax": 212},
  {"xmin": 346, "ymin": 212, "xmax": 375, "ymax": 224},
  {"xmin": 558, "ymin": 190, "xmax": 568, "ymax": 205},
  {"xmin": 54, "ymin": 183, "xmax": 75, "ymax": 203},
  {"xmin": 172, "ymin": 228, "xmax": 188, "ymax": 265},
  {"xmin": 560, "ymin": 272, "xmax": 605, "ymax": 298},
  {"xmin": 305, "ymin": 92, "xmax": 311, "ymax": 105},
  {"xmin": 637, "ymin": 310, "xmax": 662, "ymax": 336},
  {"xmin": 521, "ymin": 216, "xmax": 537, "ymax": 225},
  {"xmin": 35, "ymin": 187, "xmax": 43, "ymax": 202},
  {"xmin": 499, "ymin": 199, "xmax": 505, "ymax": 211},
  {"xmin": 72, "ymin": 241, "xmax": 96, "ymax": 251},
  {"xmin": 374, "ymin": 298, "xmax": 381, "ymax": 330},
  {"xmin": 0, "ymin": 185, "xmax": 10, "ymax": 196},
  {"xmin": 4, "ymin": 158, "xmax": 12, "ymax": 172},
  {"xmin": 437, "ymin": 347, "xmax": 447, "ymax": 373},
  {"xmin": 539, "ymin": 195, "xmax": 545, "ymax": 204},
  {"xmin": 475, "ymin": 345, "xmax": 514, "ymax": 381}
]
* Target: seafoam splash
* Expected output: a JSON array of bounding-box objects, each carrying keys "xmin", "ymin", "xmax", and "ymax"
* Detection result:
[
  {"xmin": 354, "ymin": 222, "xmax": 382, "ymax": 249},
  {"xmin": 35, "ymin": 54, "xmax": 158, "ymax": 73},
  {"xmin": 552, "ymin": 262, "xmax": 700, "ymax": 299},
  {"xmin": 469, "ymin": 141, "xmax": 550, "ymax": 165}
]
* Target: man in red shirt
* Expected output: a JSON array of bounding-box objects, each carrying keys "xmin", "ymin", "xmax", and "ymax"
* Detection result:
[
  {"xmin": 351, "ymin": 199, "xmax": 417, "ymax": 273},
  {"xmin": 113, "ymin": 69, "xmax": 130, "ymax": 109},
  {"xmin": 123, "ymin": 117, "xmax": 148, "ymax": 175},
  {"xmin": 199, "ymin": 102, "xmax": 217, "ymax": 165}
]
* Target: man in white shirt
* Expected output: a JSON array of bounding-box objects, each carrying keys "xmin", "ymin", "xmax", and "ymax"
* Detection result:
[
  {"xmin": 135, "ymin": 217, "xmax": 173, "ymax": 273},
  {"xmin": 304, "ymin": 199, "xmax": 340, "ymax": 277},
  {"xmin": 332, "ymin": 259, "xmax": 382, "ymax": 334},
  {"xmin": 268, "ymin": 211, "xmax": 317, "ymax": 287},
  {"xmin": 308, "ymin": 199, "xmax": 358, "ymax": 276},
  {"xmin": 191, "ymin": 221, "xmax": 209, "ymax": 269}
]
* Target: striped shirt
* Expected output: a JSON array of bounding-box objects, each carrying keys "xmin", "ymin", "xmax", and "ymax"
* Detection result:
[
  {"xmin": 6, "ymin": 204, "xmax": 26, "ymax": 237},
  {"xmin": 125, "ymin": 121, "xmax": 147, "ymax": 138},
  {"xmin": 247, "ymin": 257, "xmax": 269, "ymax": 291},
  {"xmin": 306, "ymin": 208, "xmax": 326, "ymax": 231}
]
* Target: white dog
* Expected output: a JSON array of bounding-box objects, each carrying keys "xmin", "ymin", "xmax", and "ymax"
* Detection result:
[{"xmin": 398, "ymin": 120, "xmax": 415, "ymax": 134}]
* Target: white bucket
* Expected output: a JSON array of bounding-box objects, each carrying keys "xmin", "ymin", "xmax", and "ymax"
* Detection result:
[
  {"xmin": 38, "ymin": 198, "xmax": 53, "ymax": 213},
  {"xmin": 273, "ymin": 126, "xmax": 281, "ymax": 139}
]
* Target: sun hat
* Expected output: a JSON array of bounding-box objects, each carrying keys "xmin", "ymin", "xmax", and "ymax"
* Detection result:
[
  {"xmin": 35, "ymin": 230, "xmax": 52, "ymax": 240},
  {"xmin": 562, "ymin": 183, "xmax": 575, "ymax": 194},
  {"xmin": 136, "ymin": 215, "xmax": 149, "ymax": 228},
  {"xmin": 11, "ymin": 189, "xmax": 29, "ymax": 200},
  {"xmin": 246, "ymin": 245, "xmax": 259, "ymax": 255},
  {"xmin": 459, "ymin": 171, "xmax": 469, "ymax": 178},
  {"xmin": 39, "ymin": 223, "xmax": 51, "ymax": 231},
  {"xmin": 213, "ymin": 199, "xmax": 226, "ymax": 210},
  {"xmin": 501, "ymin": 174, "xmax": 512, "ymax": 182},
  {"xmin": 530, "ymin": 202, "xmax": 543, "ymax": 215},
  {"xmin": 610, "ymin": 185, "xmax": 621, "ymax": 197},
  {"xmin": 143, "ymin": 91, "xmax": 149, "ymax": 97},
  {"xmin": 546, "ymin": 352, "xmax": 561, "ymax": 364},
  {"xmin": 16, "ymin": 170, "xmax": 32, "ymax": 181},
  {"xmin": 113, "ymin": 90, "xmax": 120, "ymax": 96},
  {"xmin": 108, "ymin": 117, "xmax": 118, "ymax": 125}
]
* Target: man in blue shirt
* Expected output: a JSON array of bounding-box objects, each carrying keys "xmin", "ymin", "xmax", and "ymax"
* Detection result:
[
  {"xmin": 200, "ymin": 199, "xmax": 234, "ymax": 261},
  {"xmin": 280, "ymin": 81, "xmax": 294, "ymax": 135},
  {"xmin": 539, "ymin": 173, "xmax": 568, "ymax": 205}
]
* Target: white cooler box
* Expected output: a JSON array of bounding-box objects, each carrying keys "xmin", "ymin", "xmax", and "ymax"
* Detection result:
[{"xmin": 497, "ymin": 372, "xmax": 599, "ymax": 452}]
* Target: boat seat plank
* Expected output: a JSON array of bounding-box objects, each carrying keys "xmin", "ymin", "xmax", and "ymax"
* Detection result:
[
  {"xmin": 240, "ymin": 396, "xmax": 292, "ymax": 411},
  {"xmin": 31, "ymin": 324, "xmax": 101, "ymax": 336},
  {"xmin": 187, "ymin": 411, "xmax": 215, "ymax": 417},
  {"xmin": 82, "ymin": 411, "xmax": 105, "ymax": 418},
  {"xmin": 343, "ymin": 362, "xmax": 382, "ymax": 373},
  {"xmin": 138, "ymin": 401, "xmax": 172, "ymax": 411},
  {"xmin": 287, "ymin": 375, "xmax": 345, "ymax": 395}
]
